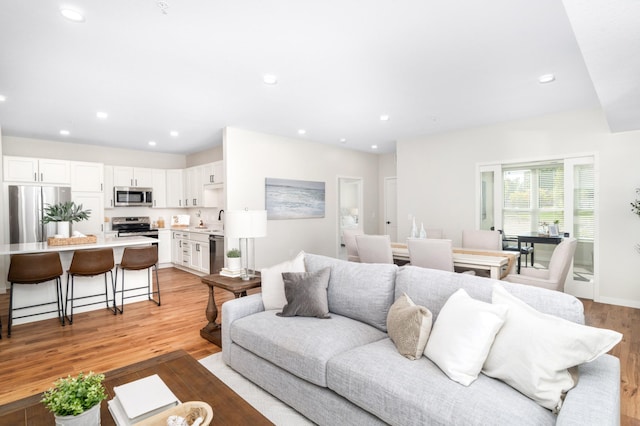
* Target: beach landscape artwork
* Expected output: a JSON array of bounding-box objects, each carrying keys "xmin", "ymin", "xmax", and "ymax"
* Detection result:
[{"xmin": 266, "ymin": 178, "xmax": 326, "ymax": 219}]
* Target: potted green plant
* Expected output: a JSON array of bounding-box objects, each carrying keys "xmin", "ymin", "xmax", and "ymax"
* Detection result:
[
  {"xmin": 42, "ymin": 201, "xmax": 92, "ymax": 238},
  {"xmin": 41, "ymin": 371, "xmax": 107, "ymax": 426},
  {"xmin": 226, "ymin": 248, "xmax": 242, "ymax": 271}
]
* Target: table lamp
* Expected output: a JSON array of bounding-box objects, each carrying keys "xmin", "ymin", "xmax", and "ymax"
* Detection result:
[{"xmin": 225, "ymin": 209, "xmax": 267, "ymax": 280}]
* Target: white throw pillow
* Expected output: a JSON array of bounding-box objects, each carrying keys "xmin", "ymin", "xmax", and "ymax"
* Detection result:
[
  {"xmin": 261, "ymin": 251, "xmax": 306, "ymax": 310},
  {"xmin": 483, "ymin": 283, "xmax": 622, "ymax": 412},
  {"xmin": 424, "ymin": 288, "xmax": 507, "ymax": 386}
]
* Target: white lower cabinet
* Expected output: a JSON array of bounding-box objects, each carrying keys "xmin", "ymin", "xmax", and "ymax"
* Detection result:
[
  {"xmin": 158, "ymin": 229, "xmax": 172, "ymax": 265},
  {"xmin": 171, "ymin": 231, "xmax": 210, "ymax": 274}
]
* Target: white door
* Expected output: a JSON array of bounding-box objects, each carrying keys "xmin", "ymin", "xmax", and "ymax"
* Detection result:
[{"xmin": 384, "ymin": 177, "xmax": 398, "ymax": 242}]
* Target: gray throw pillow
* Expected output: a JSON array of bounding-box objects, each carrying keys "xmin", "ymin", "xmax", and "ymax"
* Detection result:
[
  {"xmin": 387, "ymin": 292, "xmax": 433, "ymax": 360},
  {"xmin": 277, "ymin": 267, "xmax": 331, "ymax": 319}
]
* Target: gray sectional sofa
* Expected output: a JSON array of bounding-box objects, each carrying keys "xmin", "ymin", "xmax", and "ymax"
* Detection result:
[{"xmin": 221, "ymin": 253, "xmax": 620, "ymax": 425}]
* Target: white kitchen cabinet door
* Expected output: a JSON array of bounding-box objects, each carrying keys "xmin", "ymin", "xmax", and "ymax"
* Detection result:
[
  {"xmin": 151, "ymin": 169, "xmax": 167, "ymax": 208},
  {"xmin": 71, "ymin": 192, "xmax": 105, "ymax": 236},
  {"xmin": 3, "ymin": 156, "xmax": 70, "ymax": 184},
  {"xmin": 112, "ymin": 166, "xmax": 134, "ymax": 187},
  {"xmin": 134, "ymin": 168, "xmax": 154, "ymax": 187},
  {"xmin": 185, "ymin": 165, "xmax": 204, "ymax": 207},
  {"xmin": 71, "ymin": 161, "xmax": 103, "ymax": 192},
  {"xmin": 166, "ymin": 169, "xmax": 185, "ymax": 208},
  {"xmin": 157, "ymin": 229, "xmax": 172, "ymax": 264},
  {"xmin": 104, "ymin": 165, "xmax": 114, "ymax": 208}
]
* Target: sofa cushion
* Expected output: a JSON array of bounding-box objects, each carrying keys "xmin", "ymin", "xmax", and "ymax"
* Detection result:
[
  {"xmin": 230, "ymin": 310, "xmax": 386, "ymax": 387},
  {"xmin": 395, "ymin": 265, "xmax": 585, "ymax": 323},
  {"xmin": 387, "ymin": 293, "xmax": 432, "ymax": 360},
  {"xmin": 326, "ymin": 339, "xmax": 556, "ymax": 426},
  {"xmin": 425, "ymin": 288, "xmax": 507, "ymax": 386},
  {"xmin": 304, "ymin": 253, "xmax": 397, "ymax": 331},
  {"xmin": 261, "ymin": 251, "xmax": 306, "ymax": 310},
  {"xmin": 483, "ymin": 283, "xmax": 622, "ymax": 412},
  {"xmin": 277, "ymin": 268, "xmax": 331, "ymax": 318}
]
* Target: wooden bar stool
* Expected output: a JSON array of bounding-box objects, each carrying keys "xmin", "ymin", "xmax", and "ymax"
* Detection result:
[
  {"xmin": 7, "ymin": 252, "xmax": 64, "ymax": 337},
  {"xmin": 114, "ymin": 245, "xmax": 161, "ymax": 314},
  {"xmin": 65, "ymin": 248, "xmax": 116, "ymax": 324}
]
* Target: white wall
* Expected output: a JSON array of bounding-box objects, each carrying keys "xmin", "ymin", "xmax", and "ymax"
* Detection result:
[
  {"xmin": 223, "ymin": 127, "xmax": 379, "ymax": 267},
  {"xmin": 186, "ymin": 146, "xmax": 222, "ymax": 167},
  {"xmin": 3, "ymin": 136, "xmax": 187, "ymax": 169},
  {"xmin": 397, "ymin": 108, "xmax": 640, "ymax": 308}
]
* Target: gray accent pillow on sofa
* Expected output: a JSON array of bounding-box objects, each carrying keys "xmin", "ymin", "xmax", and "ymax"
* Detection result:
[{"xmin": 277, "ymin": 267, "xmax": 331, "ymax": 318}]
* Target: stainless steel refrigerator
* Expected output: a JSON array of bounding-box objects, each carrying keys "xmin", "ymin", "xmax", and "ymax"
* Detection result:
[{"xmin": 9, "ymin": 185, "xmax": 72, "ymax": 244}]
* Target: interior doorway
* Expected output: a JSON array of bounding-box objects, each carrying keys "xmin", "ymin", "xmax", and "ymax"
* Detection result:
[
  {"xmin": 337, "ymin": 177, "xmax": 363, "ymax": 259},
  {"xmin": 384, "ymin": 177, "xmax": 398, "ymax": 242}
]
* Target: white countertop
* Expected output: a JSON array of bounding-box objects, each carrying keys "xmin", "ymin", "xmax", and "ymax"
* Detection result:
[
  {"xmin": 166, "ymin": 227, "xmax": 224, "ymax": 235},
  {"xmin": 0, "ymin": 236, "xmax": 156, "ymax": 255}
]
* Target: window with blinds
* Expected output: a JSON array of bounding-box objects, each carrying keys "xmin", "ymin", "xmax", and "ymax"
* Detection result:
[
  {"xmin": 501, "ymin": 162, "xmax": 594, "ymax": 241},
  {"xmin": 502, "ymin": 164, "xmax": 565, "ymax": 237},
  {"xmin": 574, "ymin": 164, "xmax": 595, "ymax": 240}
]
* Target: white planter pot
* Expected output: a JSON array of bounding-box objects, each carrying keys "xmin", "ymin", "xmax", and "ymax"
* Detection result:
[
  {"xmin": 54, "ymin": 403, "xmax": 100, "ymax": 426},
  {"xmin": 56, "ymin": 221, "xmax": 70, "ymax": 238},
  {"xmin": 226, "ymin": 257, "xmax": 242, "ymax": 271}
]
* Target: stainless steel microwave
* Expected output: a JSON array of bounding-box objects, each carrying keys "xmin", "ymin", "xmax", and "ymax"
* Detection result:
[{"xmin": 114, "ymin": 187, "xmax": 153, "ymax": 207}]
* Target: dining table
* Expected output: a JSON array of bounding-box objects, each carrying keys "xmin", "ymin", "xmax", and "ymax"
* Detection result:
[
  {"xmin": 390, "ymin": 243, "xmax": 518, "ymax": 280},
  {"xmin": 516, "ymin": 232, "xmax": 563, "ymax": 271}
]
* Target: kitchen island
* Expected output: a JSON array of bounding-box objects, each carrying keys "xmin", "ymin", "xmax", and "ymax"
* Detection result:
[{"xmin": 0, "ymin": 236, "xmax": 157, "ymax": 326}]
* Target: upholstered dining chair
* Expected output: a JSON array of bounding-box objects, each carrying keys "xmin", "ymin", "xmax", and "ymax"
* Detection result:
[
  {"xmin": 408, "ymin": 238, "xmax": 475, "ymax": 275},
  {"xmin": 342, "ymin": 229, "xmax": 364, "ymax": 262},
  {"xmin": 425, "ymin": 228, "xmax": 444, "ymax": 239},
  {"xmin": 461, "ymin": 229, "xmax": 502, "ymax": 251},
  {"xmin": 355, "ymin": 234, "xmax": 394, "ymax": 264},
  {"xmin": 408, "ymin": 238, "xmax": 455, "ymax": 271},
  {"xmin": 503, "ymin": 238, "xmax": 577, "ymax": 292}
]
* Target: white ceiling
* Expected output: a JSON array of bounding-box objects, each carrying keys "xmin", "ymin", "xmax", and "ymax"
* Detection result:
[{"xmin": 0, "ymin": 0, "xmax": 636, "ymax": 155}]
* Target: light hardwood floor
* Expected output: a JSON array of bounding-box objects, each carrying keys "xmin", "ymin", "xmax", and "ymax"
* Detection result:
[{"xmin": 0, "ymin": 268, "xmax": 638, "ymax": 424}]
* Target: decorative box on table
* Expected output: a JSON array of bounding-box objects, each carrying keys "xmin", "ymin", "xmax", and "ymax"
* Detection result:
[{"xmin": 47, "ymin": 235, "xmax": 98, "ymax": 246}]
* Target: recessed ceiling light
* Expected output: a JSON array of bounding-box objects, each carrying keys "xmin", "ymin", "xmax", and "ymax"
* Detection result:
[
  {"xmin": 170, "ymin": 130, "xmax": 179, "ymax": 137},
  {"xmin": 263, "ymin": 74, "xmax": 278, "ymax": 85},
  {"xmin": 380, "ymin": 114, "xmax": 390, "ymax": 121},
  {"xmin": 96, "ymin": 111, "xmax": 108, "ymax": 119},
  {"xmin": 340, "ymin": 138, "xmax": 347, "ymax": 143},
  {"xmin": 371, "ymin": 145, "xmax": 378, "ymax": 150},
  {"xmin": 60, "ymin": 8, "xmax": 85, "ymax": 23},
  {"xmin": 0, "ymin": 94, "xmax": 6, "ymax": 102},
  {"xmin": 59, "ymin": 130, "xmax": 70, "ymax": 136},
  {"xmin": 538, "ymin": 74, "xmax": 556, "ymax": 84},
  {"xmin": 148, "ymin": 141, "xmax": 157, "ymax": 146},
  {"xmin": 298, "ymin": 129, "xmax": 306, "ymax": 135}
]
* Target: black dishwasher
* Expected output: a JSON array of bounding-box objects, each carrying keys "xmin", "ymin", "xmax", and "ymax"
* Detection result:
[{"xmin": 209, "ymin": 234, "xmax": 224, "ymax": 274}]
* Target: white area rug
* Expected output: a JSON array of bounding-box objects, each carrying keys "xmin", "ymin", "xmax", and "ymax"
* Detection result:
[{"xmin": 199, "ymin": 353, "xmax": 314, "ymax": 426}]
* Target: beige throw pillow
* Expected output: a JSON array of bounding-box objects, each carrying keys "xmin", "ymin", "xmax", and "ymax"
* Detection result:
[
  {"xmin": 387, "ymin": 293, "xmax": 433, "ymax": 360},
  {"xmin": 260, "ymin": 251, "xmax": 306, "ymax": 310},
  {"xmin": 483, "ymin": 283, "xmax": 622, "ymax": 412},
  {"xmin": 425, "ymin": 288, "xmax": 507, "ymax": 386}
]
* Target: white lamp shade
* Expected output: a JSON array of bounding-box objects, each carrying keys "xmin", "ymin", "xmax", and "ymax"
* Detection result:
[{"xmin": 226, "ymin": 210, "xmax": 267, "ymax": 238}]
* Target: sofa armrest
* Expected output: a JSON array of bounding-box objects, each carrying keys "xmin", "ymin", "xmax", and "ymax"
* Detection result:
[
  {"xmin": 221, "ymin": 293, "xmax": 265, "ymax": 365},
  {"xmin": 556, "ymin": 354, "xmax": 620, "ymax": 426}
]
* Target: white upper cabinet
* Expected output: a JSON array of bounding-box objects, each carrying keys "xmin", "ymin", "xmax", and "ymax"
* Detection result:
[
  {"xmin": 184, "ymin": 165, "xmax": 204, "ymax": 207},
  {"xmin": 104, "ymin": 165, "xmax": 114, "ymax": 208},
  {"xmin": 166, "ymin": 169, "xmax": 185, "ymax": 208},
  {"xmin": 151, "ymin": 169, "xmax": 166, "ymax": 208},
  {"xmin": 71, "ymin": 191, "xmax": 105, "ymax": 236},
  {"xmin": 3, "ymin": 156, "xmax": 70, "ymax": 184},
  {"xmin": 202, "ymin": 161, "xmax": 224, "ymax": 185},
  {"xmin": 112, "ymin": 166, "xmax": 153, "ymax": 187},
  {"xmin": 70, "ymin": 161, "xmax": 103, "ymax": 192}
]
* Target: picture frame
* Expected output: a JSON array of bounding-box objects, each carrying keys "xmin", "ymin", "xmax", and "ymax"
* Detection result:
[
  {"xmin": 265, "ymin": 178, "xmax": 325, "ymax": 220},
  {"xmin": 549, "ymin": 224, "xmax": 559, "ymax": 237}
]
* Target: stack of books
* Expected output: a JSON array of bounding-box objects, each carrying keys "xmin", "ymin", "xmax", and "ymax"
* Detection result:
[
  {"xmin": 107, "ymin": 374, "xmax": 180, "ymax": 425},
  {"xmin": 220, "ymin": 267, "xmax": 243, "ymax": 278}
]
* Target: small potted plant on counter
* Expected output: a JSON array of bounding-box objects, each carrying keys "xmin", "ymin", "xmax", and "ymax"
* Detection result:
[
  {"xmin": 42, "ymin": 201, "xmax": 92, "ymax": 238},
  {"xmin": 226, "ymin": 248, "xmax": 242, "ymax": 271},
  {"xmin": 41, "ymin": 371, "xmax": 107, "ymax": 426}
]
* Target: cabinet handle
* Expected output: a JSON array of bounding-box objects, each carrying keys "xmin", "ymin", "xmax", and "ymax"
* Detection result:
[
  {"xmin": 193, "ymin": 198, "xmax": 197, "ymax": 205},
  {"xmin": 135, "ymin": 179, "xmax": 138, "ymax": 186},
  {"xmin": 179, "ymin": 199, "xmax": 182, "ymax": 206},
  {"xmin": 101, "ymin": 183, "xmax": 103, "ymax": 191},
  {"xmin": 40, "ymin": 173, "xmax": 43, "ymax": 181},
  {"xmin": 196, "ymin": 243, "xmax": 200, "ymax": 252}
]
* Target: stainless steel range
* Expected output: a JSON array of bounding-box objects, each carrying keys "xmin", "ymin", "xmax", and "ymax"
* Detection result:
[{"xmin": 112, "ymin": 216, "xmax": 159, "ymax": 238}]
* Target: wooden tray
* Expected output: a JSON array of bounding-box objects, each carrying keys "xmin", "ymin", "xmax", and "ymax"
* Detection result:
[
  {"xmin": 135, "ymin": 401, "xmax": 213, "ymax": 426},
  {"xmin": 47, "ymin": 235, "xmax": 98, "ymax": 246}
]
